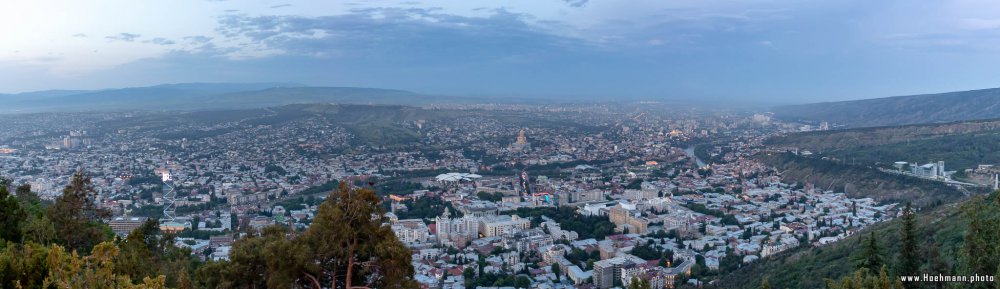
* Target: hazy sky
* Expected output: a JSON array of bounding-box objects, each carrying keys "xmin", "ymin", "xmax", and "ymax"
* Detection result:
[{"xmin": 3, "ymin": 0, "xmax": 1000, "ymax": 103}]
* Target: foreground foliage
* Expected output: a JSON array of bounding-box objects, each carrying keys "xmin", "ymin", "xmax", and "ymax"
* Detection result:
[
  {"xmin": 197, "ymin": 183, "xmax": 417, "ymax": 289},
  {"xmin": 0, "ymin": 172, "xmax": 417, "ymax": 289}
]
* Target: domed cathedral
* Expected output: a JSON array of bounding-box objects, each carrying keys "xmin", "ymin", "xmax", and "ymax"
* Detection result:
[{"xmin": 510, "ymin": 128, "xmax": 531, "ymax": 152}]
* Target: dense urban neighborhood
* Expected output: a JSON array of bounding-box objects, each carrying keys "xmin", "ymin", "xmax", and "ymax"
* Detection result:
[
  {"xmin": 0, "ymin": 104, "xmax": 906, "ymax": 288},
  {"xmin": 8, "ymin": 1, "xmax": 1000, "ymax": 288}
]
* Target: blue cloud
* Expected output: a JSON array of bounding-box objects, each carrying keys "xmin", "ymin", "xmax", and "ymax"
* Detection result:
[
  {"xmin": 214, "ymin": 8, "xmax": 594, "ymax": 65},
  {"xmin": 563, "ymin": 0, "xmax": 588, "ymax": 8},
  {"xmin": 184, "ymin": 35, "xmax": 213, "ymax": 43},
  {"xmin": 145, "ymin": 37, "xmax": 176, "ymax": 45},
  {"xmin": 106, "ymin": 33, "xmax": 141, "ymax": 42}
]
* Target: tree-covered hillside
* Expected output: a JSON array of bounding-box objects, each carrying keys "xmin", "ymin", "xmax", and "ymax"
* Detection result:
[{"xmin": 715, "ymin": 192, "xmax": 998, "ymax": 289}]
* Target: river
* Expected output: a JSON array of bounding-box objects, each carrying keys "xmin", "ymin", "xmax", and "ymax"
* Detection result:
[{"xmin": 684, "ymin": 146, "xmax": 707, "ymax": 167}]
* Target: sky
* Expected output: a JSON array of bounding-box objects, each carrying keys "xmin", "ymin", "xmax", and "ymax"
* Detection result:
[{"xmin": 3, "ymin": 0, "xmax": 1000, "ymax": 103}]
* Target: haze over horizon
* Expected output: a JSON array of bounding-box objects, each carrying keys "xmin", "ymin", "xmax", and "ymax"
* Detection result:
[{"xmin": 5, "ymin": 0, "xmax": 1000, "ymax": 103}]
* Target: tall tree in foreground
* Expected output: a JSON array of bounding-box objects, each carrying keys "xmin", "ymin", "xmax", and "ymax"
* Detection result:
[
  {"xmin": 966, "ymin": 192, "xmax": 1000, "ymax": 289},
  {"xmin": 48, "ymin": 171, "xmax": 111, "ymax": 253},
  {"xmin": 300, "ymin": 183, "xmax": 417, "ymax": 289},
  {"xmin": 0, "ymin": 178, "xmax": 27, "ymax": 242},
  {"xmin": 10, "ymin": 182, "xmax": 56, "ymax": 245},
  {"xmin": 858, "ymin": 231, "xmax": 883, "ymax": 271},
  {"xmin": 202, "ymin": 183, "xmax": 418, "ymax": 289},
  {"xmin": 114, "ymin": 219, "xmax": 162, "ymax": 282},
  {"xmin": 960, "ymin": 194, "xmax": 999, "ymax": 289},
  {"xmin": 896, "ymin": 203, "xmax": 919, "ymax": 288}
]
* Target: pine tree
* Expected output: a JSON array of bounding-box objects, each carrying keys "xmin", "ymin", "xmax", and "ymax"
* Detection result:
[
  {"xmin": 925, "ymin": 240, "xmax": 949, "ymax": 289},
  {"xmin": 49, "ymin": 171, "xmax": 111, "ymax": 253},
  {"xmin": 896, "ymin": 203, "xmax": 919, "ymax": 287},
  {"xmin": 0, "ymin": 178, "xmax": 27, "ymax": 242},
  {"xmin": 961, "ymin": 195, "xmax": 998, "ymax": 281},
  {"xmin": 858, "ymin": 231, "xmax": 883, "ymax": 271},
  {"xmin": 114, "ymin": 220, "xmax": 159, "ymax": 281},
  {"xmin": 877, "ymin": 266, "xmax": 892, "ymax": 289}
]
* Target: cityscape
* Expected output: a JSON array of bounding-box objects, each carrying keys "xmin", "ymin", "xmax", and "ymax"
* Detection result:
[
  {"xmin": 0, "ymin": 104, "xmax": 918, "ymax": 288},
  {"xmin": 4, "ymin": 1, "xmax": 1000, "ymax": 289}
]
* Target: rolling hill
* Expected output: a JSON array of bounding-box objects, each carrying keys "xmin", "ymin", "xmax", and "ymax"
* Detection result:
[
  {"xmin": 0, "ymin": 83, "xmax": 477, "ymax": 113},
  {"xmin": 772, "ymin": 87, "xmax": 1000, "ymax": 128},
  {"xmin": 766, "ymin": 119, "xmax": 1000, "ymax": 173}
]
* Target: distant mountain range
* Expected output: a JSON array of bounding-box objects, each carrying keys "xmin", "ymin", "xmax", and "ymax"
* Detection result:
[
  {"xmin": 0, "ymin": 83, "xmax": 486, "ymax": 113},
  {"xmin": 772, "ymin": 87, "xmax": 1000, "ymax": 128}
]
